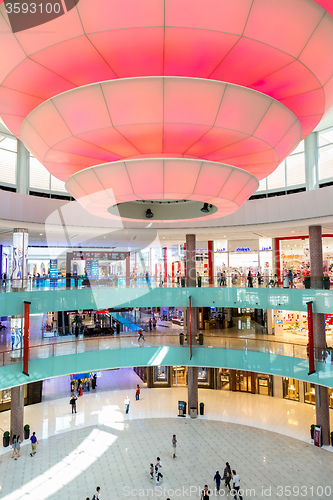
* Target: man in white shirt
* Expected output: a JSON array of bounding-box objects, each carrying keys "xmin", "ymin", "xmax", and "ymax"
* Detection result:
[
  {"xmin": 156, "ymin": 457, "xmax": 163, "ymax": 477},
  {"xmin": 232, "ymin": 470, "xmax": 243, "ymax": 500},
  {"xmin": 124, "ymin": 396, "xmax": 130, "ymax": 414},
  {"xmin": 92, "ymin": 486, "xmax": 100, "ymax": 499}
]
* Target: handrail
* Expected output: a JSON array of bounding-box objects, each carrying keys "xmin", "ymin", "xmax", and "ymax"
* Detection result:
[
  {"xmin": 0, "ymin": 333, "xmax": 330, "ymax": 369},
  {"xmin": 0, "ymin": 274, "xmax": 330, "ymax": 293}
]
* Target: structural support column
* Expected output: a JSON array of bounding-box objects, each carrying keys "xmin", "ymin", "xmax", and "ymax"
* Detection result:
[
  {"xmin": 162, "ymin": 247, "xmax": 167, "ymax": 282},
  {"xmin": 125, "ymin": 253, "xmax": 131, "ymax": 287},
  {"xmin": 66, "ymin": 251, "xmax": 73, "ymax": 289},
  {"xmin": 309, "ymin": 224, "xmax": 330, "ymax": 445},
  {"xmin": 10, "ymin": 385, "xmax": 24, "ymax": 441},
  {"xmin": 305, "ymin": 132, "xmax": 319, "ymax": 191},
  {"xmin": 186, "ymin": 234, "xmax": 198, "ymax": 414},
  {"xmin": 16, "ymin": 140, "xmax": 30, "ymax": 195}
]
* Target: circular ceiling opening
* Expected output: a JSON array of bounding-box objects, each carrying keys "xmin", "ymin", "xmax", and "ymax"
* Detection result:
[{"xmin": 108, "ymin": 199, "xmax": 218, "ymax": 221}]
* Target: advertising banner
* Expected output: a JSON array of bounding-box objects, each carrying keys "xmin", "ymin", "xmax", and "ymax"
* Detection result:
[
  {"xmin": 12, "ymin": 230, "xmax": 28, "ymax": 288},
  {"xmin": 11, "ymin": 317, "xmax": 22, "ymax": 358},
  {"xmin": 50, "ymin": 259, "xmax": 57, "ymax": 286}
]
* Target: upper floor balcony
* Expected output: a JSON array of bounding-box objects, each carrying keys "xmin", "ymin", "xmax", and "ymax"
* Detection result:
[{"xmin": 0, "ymin": 274, "xmax": 333, "ymax": 316}]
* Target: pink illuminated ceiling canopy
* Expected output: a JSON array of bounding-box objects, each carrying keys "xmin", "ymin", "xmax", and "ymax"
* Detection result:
[
  {"xmin": 65, "ymin": 158, "xmax": 259, "ymax": 222},
  {"xmin": 21, "ymin": 78, "xmax": 302, "ymax": 182},
  {"xmin": 0, "ymin": 0, "xmax": 332, "ymax": 138},
  {"xmin": 1, "ymin": 0, "xmax": 333, "ymax": 224}
]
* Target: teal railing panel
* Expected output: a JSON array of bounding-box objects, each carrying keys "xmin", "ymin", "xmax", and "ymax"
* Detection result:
[
  {"xmin": 1, "ymin": 346, "xmax": 332, "ymax": 391},
  {"xmin": 1, "ymin": 286, "xmax": 333, "ymax": 316}
]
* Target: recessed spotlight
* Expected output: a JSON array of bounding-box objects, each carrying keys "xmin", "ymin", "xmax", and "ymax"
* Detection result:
[{"xmin": 39, "ymin": 233, "xmax": 42, "ymax": 236}]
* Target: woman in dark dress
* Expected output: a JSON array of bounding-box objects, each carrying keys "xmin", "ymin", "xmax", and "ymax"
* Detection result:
[{"xmin": 222, "ymin": 462, "xmax": 232, "ymax": 490}]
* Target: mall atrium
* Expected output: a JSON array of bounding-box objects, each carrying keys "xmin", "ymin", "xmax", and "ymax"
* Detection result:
[{"xmin": 1, "ymin": 0, "xmax": 333, "ymax": 499}]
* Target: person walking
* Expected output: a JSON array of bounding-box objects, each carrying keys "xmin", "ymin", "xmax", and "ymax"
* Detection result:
[
  {"xmin": 15, "ymin": 435, "xmax": 21, "ymax": 459},
  {"xmin": 11, "ymin": 434, "xmax": 17, "ymax": 459},
  {"xmin": 30, "ymin": 431, "xmax": 38, "ymax": 457},
  {"xmin": 150, "ymin": 463, "xmax": 154, "ymax": 480},
  {"xmin": 232, "ymin": 470, "xmax": 243, "ymax": 500},
  {"xmin": 135, "ymin": 385, "xmax": 140, "ymax": 400},
  {"xmin": 171, "ymin": 434, "xmax": 177, "ymax": 459},
  {"xmin": 124, "ymin": 396, "xmax": 130, "ymax": 414},
  {"xmin": 155, "ymin": 465, "xmax": 162, "ymax": 486},
  {"xmin": 156, "ymin": 457, "xmax": 163, "ymax": 478},
  {"xmin": 70, "ymin": 393, "xmax": 77, "ymax": 413},
  {"xmin": 214, "ymin": 471, "xmax": 222, "ymax": 493},
  {"xmin": 247, "ymin": 270, "xmax": 253, "ymax": 287},
  {"xmin": 92, "ymin": 486, "xmax": 101, "ymax": 499},
  {"xmin": 222, "ymin": 462, "xmax": 232, "ymax": 490},
  {"xmin": 138, "ymin": 328, "xmax": 145, "ymax": 342},
  {"xmin": 201, "ymin": 485, "xmax": 210, "ymax": 499}
]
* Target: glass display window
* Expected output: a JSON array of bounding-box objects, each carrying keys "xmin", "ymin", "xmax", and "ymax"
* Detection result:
[
  {"xmin": 219, "ymin": 369, "xmax": 231, "ymax": 390},
  {"xmin": 256, "ymin": 374, "xmax": 272, "ymax": 396},
  {"xmin": 304, "ymin": 382, "xmax": 316, "ymax": 405},
  {"xmin": 283, "ymin": 377, "xmax": 299, "ymax": 401},
  {"xmin": 154, "ymin": 366, "xmax": 168, "ymax": 383},
  {"xmin": 198, "ymin": 367, "xmax": 209, "ymax": 385},
  {"xmin": 329, "ymin": 388, "xmax": 333, "ymax": 409},
  {"xmin": 0, "ymin": 389, "xmax": 11, "ymax": 403}
]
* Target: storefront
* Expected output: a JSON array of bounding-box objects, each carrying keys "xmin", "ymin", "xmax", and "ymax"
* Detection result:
[
  {"xmin": 147, "ymin": 366, "xmax": 213, "ymax": 388},
  {"xmin": 0, "ymin": 382, "xmax": 42, "ymax": 413},
  {"xmin": 277, "ymin": 235, "xmax": 333, "ymax": 278},
  {"xmin": 283, "ymin": 377, "xmax": 299, "ymax": 401},
  {"xmin": 214, "ymin": 238, "xmax": 273, "ymax": 279},
  {"xmin": 232, "ymin": 370, "xmax": 255, "ymax": 393},
  {"xmin": 273, "ymin": 310, "xmax": 308, "ymax": 336}
]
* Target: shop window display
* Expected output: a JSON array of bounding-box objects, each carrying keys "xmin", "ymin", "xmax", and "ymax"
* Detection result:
[
  {"xmin": 329, "ymin": 388, "xmax": 333, "ymax": 410},
  {"xmin": 0, "ymin": 388, "xmax": 11, "ymax": 403},
  {"xmin": 283, "ymin": 378, "xmax": 299, "ymax": 401},
  {"xmin": 154, "ymin": 366, "xmax": 168, "ymax": 383},
  {"xmin": 198, "ymin": 367, "xmax": 209, "ymax": 385},
  {"xmin": 256, "ymin": 374, "xmax": 272, "ymax": 396},
  {"xmin": 219, "ymin": 369, "xmax": 231, "ymax": 391},
  {"xmin": 304, "ymin": 382, "xmax": 316, "ymax": 405}
]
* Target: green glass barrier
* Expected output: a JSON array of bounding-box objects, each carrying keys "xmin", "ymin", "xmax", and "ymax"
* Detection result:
[
  {"xmin": 0, "ymin": 344, "xmax": 332, "ymax": 391},
  {"xmin": 1, "ymin": 286, "xmax": 333, "ymax": 316}
]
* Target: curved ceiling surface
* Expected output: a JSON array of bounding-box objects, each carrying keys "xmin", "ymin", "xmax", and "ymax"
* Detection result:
[
  {"xmin": 21, "ymin": 78, "xmax": 301, "ymax": 182},
  {"xmin": 0, "ymin": 0, "xmax": 333, "ymax": 225},
  {"xmin": 0, "ymin": 0, "xmax": 332, "ymax": 139}
]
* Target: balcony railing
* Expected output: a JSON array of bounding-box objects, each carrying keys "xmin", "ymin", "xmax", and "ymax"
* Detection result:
[
  {"xmin": 0, "ymin": 274, "xmax": 330, "ymax": 293},
  {"xmin": 0, "ymin": 332, "xmax": 329, "ymax": 368}
]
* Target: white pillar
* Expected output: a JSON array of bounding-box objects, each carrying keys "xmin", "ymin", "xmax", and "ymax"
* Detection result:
[
  {"xmin": 305, "ymin": 132, "xmax": 319, "ymax": 191},
  {"xmin": 16, "ymin": 140, "xmax": 30, "ymax": 195}
]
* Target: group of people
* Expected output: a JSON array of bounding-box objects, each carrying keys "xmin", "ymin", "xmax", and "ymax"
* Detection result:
[
  {"xmin": 150, "ymin": 456, "xmax": 164, "ymax": 485},
  {"xmin": 147, "ymin": 435, "xmax": 242, "ymax": 500},
  {"xmin": 212, "ymin": 463, "xmax": 243, "ymax": 499},
  {"xmin": 11, "ymin": 431, "xmax": 38, "ymax": 460},
  {"xmin": 70, "ymin": 374, "xmax": 98, "ymax": 413}
]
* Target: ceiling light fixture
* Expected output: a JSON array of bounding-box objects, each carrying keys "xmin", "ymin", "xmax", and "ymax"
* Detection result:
[
  {"xmin": 146, "ymin": 208, "xmax": 154, "ymax": 219},
  {"xmin": 201, "ymin": 203, "xmax": 210, "ymax": 213}
]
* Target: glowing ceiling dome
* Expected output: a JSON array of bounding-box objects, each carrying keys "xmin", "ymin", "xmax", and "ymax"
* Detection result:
[{"xmin": 0, "ymin": 0, "xmax": 333, "ymax": 222}]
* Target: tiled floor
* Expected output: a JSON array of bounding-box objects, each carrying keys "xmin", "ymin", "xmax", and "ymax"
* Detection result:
[{"xmin": 0, "ymin": 369, "xmax": 333, "ymax": 499}]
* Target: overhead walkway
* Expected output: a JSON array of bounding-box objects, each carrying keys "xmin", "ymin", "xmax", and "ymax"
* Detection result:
[
  {"xmin": 1, "ymin": 285, "xmax": 333, "ymax": 316},
  {"xmin": 1, "ymin": 333, "xmax": 332, "ymax": 391}
]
